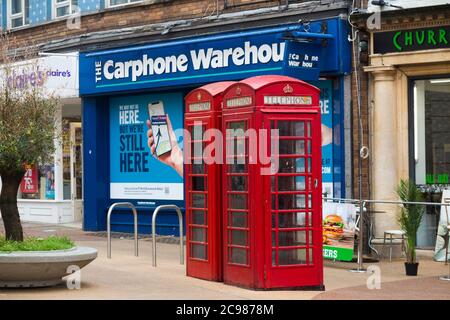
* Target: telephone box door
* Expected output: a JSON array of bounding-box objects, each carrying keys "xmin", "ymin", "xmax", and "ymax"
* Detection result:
[
  {"xmin": 222, "ymin": 112, "xmax": 257, "ymax": 288},
  {"xmin": 263, "ymin": 112, "xmax": 323, "ymax": 288},
  {"xmin": 185, "ymin": 116, "xmax": 222, "ymax": 281}
]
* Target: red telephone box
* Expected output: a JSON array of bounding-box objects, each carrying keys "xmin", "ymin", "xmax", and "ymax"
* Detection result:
[
  {"xmin": 184, "ymin": 81, "xmax": 235, "ymax": 281},
  {"xmin": 221, "ymin": 75, "xmax": 323, "ymax": 289}
]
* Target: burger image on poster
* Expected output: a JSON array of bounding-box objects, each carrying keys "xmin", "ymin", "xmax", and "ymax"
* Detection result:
[{"xmin": 322, "ymin": 202, "xmax": 357, "ymax": 246}]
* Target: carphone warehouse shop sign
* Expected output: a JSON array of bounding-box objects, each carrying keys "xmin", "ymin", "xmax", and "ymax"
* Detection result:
[
  {"xmin": 79, "ymin": 20, "xmax": 348, "ymax": 95},
  {"xmin": 83, "ymin": 39, "xmax": 286, "ymax": 95}
]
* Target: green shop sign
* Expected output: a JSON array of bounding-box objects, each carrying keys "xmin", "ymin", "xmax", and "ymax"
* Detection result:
[{"xmin": 374, "ymin": 26, "xmax": 450, "ymax": 54}]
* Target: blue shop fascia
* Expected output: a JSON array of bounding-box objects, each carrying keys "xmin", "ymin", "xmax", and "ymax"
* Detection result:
[{"xmin": 79, "ymin": 17, "xmax": 351, "ymax": 235}]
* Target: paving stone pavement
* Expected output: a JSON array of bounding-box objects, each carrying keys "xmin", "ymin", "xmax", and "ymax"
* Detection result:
[{"xmin": 1, "ymin": 220, "xmax": 449, "ymax": 300}]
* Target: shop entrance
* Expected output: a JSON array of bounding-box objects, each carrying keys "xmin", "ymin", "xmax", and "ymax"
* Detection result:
[
  {"xmin": 63, "ymin": 120, "xmax": 83, "ymax": 221},
  {"xmin": 411, "ymin": 77, "xmax": 450, "ymax": 248}
]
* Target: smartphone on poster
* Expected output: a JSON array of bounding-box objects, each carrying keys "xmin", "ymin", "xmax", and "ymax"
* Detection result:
[{"xmin": 148, "ymin": 101, "xmax": 172, "ymax": 157}]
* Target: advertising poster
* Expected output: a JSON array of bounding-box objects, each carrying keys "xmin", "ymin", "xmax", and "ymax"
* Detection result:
[
  {"xmin": 110, "ymin": 92, "xmax": 184, "ymax": 200},
  {"xmin": 20, "ymin": 164, "xmax": 38, "ymax": 194},
  {"xmin": 45, "ymin": 165, "xmax": 55, "ymax": 200},
  {"xmin": 312, "ymin": 80, "xmax": 334, "ymax": 197},
  {"xmin": 434, "ymin": 189, "xmax": 450, "ymax": 262},
  {"xmin": 322, "ymin": 202, "xmax": 357, "ymax": 261}
]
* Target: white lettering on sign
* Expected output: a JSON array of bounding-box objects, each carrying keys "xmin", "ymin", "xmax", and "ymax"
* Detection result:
[
  {"xmin": 226, "ymin": 96, "xmax": 252, "ymax": 108},
  {"xmin": 188, "ymin": 102, "xmax": 211, "ymax": 112},
  {"xmin": 119, "ymin": 104, "xmax": 141, "ymax": 124},
  {"xmin": 264, "ymin": 95, "xmax": 312, "ymax": 105},
  {"xmin": 98, "ymin": 41, "xmax": 285, "ymax": 83}
]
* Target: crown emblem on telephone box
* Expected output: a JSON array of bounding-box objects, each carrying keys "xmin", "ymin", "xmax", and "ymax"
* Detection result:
[
  {"xmin": 235, "ymin": 86, "xmax": 242, "ymax": 95},
  {"xmin": 197, "ymin": 93, "xmax": 202, "ymax": 101},
  {"xmin": 283, "ymin": 84, "xmax": 294, "ymax": 94}
]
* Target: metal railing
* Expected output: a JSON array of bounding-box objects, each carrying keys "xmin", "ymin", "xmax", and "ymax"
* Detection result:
[
  {"xmin": 151, "ymin": 205, "xmax": 184, "ymax": 267},
  {"xmin": 107, "ymin": 202, "xmax": 139, "ymax": 259},
  {"xmin": 324, "ymin": 197, "xmax": 450, "ymax": 273}
]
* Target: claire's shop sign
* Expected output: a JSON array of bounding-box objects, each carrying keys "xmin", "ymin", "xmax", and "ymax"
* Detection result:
[
  {"xmin": 374, "ymin": 26, "xmax": 450, "ymax": 54},
  {"xmin": 79, "ymin": 19, "xmax": 349, "ymax": 95},
  {"xmin": 0, "ymin": 54, "xmax": 79, "ymax": 98}
]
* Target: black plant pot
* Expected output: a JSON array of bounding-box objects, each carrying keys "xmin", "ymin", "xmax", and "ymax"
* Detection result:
[{"xmin": 405, "ymin": 262, "xmax": 419, "ymax": 276}]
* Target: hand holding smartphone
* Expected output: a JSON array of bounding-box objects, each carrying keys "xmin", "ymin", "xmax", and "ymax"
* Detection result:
[{"xmin": 148, "ymin": 101, "xmax": 172, "ymax": 157}]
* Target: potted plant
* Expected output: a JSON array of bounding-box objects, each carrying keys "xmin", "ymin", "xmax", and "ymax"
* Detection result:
[{"xmin": 396, "ymin": 179, "xmax": 425, "ymax": 276}]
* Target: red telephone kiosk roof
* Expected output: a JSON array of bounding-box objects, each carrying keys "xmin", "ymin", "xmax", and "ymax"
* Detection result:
[
  {"xmin": 223, "ymin": 75, "xmax": 320, "ymax": 111},
  {"xmin": 185, "ymin": 81, "xmax": 236, "ymax": 114}
]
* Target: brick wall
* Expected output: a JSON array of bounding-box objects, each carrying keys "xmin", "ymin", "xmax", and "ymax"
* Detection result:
[
  {"xmin": 351, "ymin": 31, "xmax": 370, "ymax": 200},
  {"xmin": 6, "ymin": 0, "xmax": 298, "ymax": 47}
]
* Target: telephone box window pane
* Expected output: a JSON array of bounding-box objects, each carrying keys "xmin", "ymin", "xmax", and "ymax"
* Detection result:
[
  {"xmin": 192, "ymin": 177, "xmax": 205, "ymax": 191},
  {"xmin": 278, "ymin": 121, "xmax": 305, "ymax": 137},
  {"xmin": 230, "ymin": 230, "xmax": 247, "ymax": 246},
  {"xmin": 276, "ymin": 212, "xmax": 307, "ymax": 228},
  {"xmin": 279, "ymin": 158, "xmax": 305, "ymax": 173},
  {"xmin": 309, "ymin": 248, "xmax": 314, "ymax": 264},
  {"xmin": 278, "ymin": 249, "xmax": 307, "ymax": 265},
  {"xmin": 191, "ymin": 244, "xmax": 207, "ymax": 260},
  {"xmin": 192, "ymin": 227, "xmax": 207, "ymax": 242},
  {"xmin": 230, "ymin": 176, "xmax": 247, "ymax": 191},
  {"xmin": 280, "ymin": 140, "xmax": 305, "ymax": 155},
  {"xmin": 272, "ymin": 250, "xmax": 276, "ymax": 266},
  {"xmin": 278, "ymin": 194, "xmax": 306, "ymax": 210},
  {"xmin": 228, "ymin": 194, "xmax": 247, "ymax": 209},
  {"xmin": 192, "ymin": 194, "xmax": 206, "ymax": 208},
  {"xmin": 228, "ymin": 163, "xmax": 247, "ymax": 173},
  {"xmin": 309, "ymin": 230, "xmax": 314, "ymax": 245},
  {"xmin": 230, "ymin": 211, "xmax": 247, "ymax": 228},
  {"xmin": 230, "ymin": 247, "xmax": 247, "ymax": 265},
  {"xmin": 278, "ymin": 231, "xmax": 307, "ymax": 246},
  {"xmin": 192, "ymin": 164, "xmax": 204, "ymax": 174},
  {"xmin": 228, "ymin": 121, "xmax": 246, "ymax": 131},
  {"xmin": 234, "ymin": 139, "xmax": 246, "ymax": 157},
  {"xmin": 276, "ymin": 176, "xmax": 306, "ymax": 191},
  {"xmin": 192, "ymin": 210, "xmax": 206, "ymax": 225}
]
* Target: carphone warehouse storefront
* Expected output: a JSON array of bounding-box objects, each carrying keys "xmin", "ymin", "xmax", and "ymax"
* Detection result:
[{"xmin": 79, "ymin": 17, "xmax": 351, "ymax": 235}]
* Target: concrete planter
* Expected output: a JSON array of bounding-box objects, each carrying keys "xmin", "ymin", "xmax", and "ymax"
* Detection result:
[{"xmin": 0, "ymin": 246, "xmax": 97, "ymax": 288}]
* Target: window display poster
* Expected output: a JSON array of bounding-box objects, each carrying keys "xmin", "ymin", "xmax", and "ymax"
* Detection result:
[
  {"xmin": 322, "ymin": 202, "xmax": 357, "ymax": 261},
  {"xmin": 311, "ymin": 80, "xmax": 334, "ymax": 197},
  {"xmin": 45, "ymin": 165, "xmax": 55, "ymax": 200},
  {"xmin": 109, "ymin": 92, "xmax": 184, "ymax": 200},
  {"xmin": 434, "ymin": 189, "xmax": 450, "ymax": 262},
  {"xmin": 20, "ymin": 164, "xmax": 38, "ymax": 194}
]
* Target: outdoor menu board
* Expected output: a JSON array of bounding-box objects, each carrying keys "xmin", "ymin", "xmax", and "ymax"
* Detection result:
[
  {"xmin": 322, "ymin": 202, "xmax": 357, "ymax": 261},
  {"xmin": 434, "ymin": 189, "xmax": 450, "ymax": 262}
]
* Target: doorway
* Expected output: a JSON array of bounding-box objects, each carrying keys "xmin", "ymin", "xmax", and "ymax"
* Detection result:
[{"xmin": 63, "ymin": 119, "xmax": 83, "ymax": 221}]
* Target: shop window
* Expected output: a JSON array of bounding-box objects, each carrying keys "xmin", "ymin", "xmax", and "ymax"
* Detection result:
[
  {"xmin": 106, "ymin": 0, "xmax": 142, "ymax": 8},
  {"xmin": 8, "ymin": 0, "xmax": 30, "ymax": 29},
  {"xmin": 53, "ymin": 0, "xmax": 79, "ymax": 18},
  {"xmin": 413, "ymin": 79, "xmax": 450, "ymax": 186},
  {"xmin": 18, "ymin": 163, "xmax": 55, "ymax": 200}
]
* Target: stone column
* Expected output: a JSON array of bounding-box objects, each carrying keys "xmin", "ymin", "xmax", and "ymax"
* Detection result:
[{"xmin": 369, "ymin": 67, "xmax": 400, "ymax": 237}]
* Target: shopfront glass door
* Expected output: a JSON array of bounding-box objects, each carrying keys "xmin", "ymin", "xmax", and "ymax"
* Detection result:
[{"xmin": 70, "ymin": 122, "xmax": 83, "ymax": 221}]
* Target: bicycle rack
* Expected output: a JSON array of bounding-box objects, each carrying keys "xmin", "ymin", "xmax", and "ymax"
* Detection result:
[
  {"xmin": 107, "ymin": 202, "xmax": 139, "ymax": 259},
  {"xmin": 152, "ymin": 205, "xmax": 184, "ymax": 267}
]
